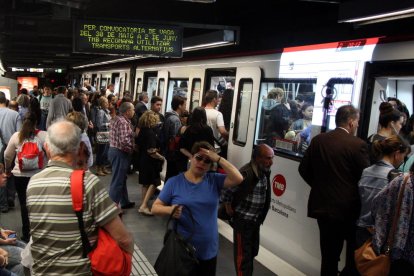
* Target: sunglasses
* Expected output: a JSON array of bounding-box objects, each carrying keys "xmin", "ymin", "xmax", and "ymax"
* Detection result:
[{"xmin": 194, "ymin": 154, "xmax": 212, "ymax": 164}]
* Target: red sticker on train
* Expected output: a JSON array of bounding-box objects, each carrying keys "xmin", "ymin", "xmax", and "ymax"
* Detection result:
[{"xmin": 272, "ymin": 174, "xmax": 286, "ymax": 197}]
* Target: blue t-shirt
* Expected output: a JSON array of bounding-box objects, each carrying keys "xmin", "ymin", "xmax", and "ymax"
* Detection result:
[{"xmin": 158, "ymin": 172, "xmax": 226, "ymax": 260}]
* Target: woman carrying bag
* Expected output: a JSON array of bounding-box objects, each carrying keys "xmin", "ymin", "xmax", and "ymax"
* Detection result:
[
  {"xmin": 95, "ymin": 97, "xmax": 111, "ymax": 176},
  {"xmin": 152, "ymin": 141, "xmax": 243, "ymax": 276}
]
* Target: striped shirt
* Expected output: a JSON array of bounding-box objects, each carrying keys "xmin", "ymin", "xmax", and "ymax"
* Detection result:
[
  {"xmin": 27, "ymin": 161, "xmax": 119, "ymax": 276},
  {"xmin": 109, "ymin": 115, "xmax": 134, "ymax": 153}
]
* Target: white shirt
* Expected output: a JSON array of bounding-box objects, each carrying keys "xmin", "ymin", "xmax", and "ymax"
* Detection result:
[{"xmin": 205, "ymin": 108, "xmax": 226, "ymax": 147}]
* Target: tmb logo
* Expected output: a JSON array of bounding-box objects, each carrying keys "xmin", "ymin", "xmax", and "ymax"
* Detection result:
[{"xmin": 272, "ymin": 174, "xmax": 286, "ymax": 197}]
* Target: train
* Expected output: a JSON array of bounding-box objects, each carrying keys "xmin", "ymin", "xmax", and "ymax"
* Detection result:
[{"xmin": 71, "ymin": 35, "xmax": 414, "ymax": 275}]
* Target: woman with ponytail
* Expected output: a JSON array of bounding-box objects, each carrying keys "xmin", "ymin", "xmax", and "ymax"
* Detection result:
[{"xmin": 356, "ymin": 135, "xmax": 410, "ymax": 247}]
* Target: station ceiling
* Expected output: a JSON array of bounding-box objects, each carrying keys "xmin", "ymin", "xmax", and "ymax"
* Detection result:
[{"xmin": 1, "ymin": 0, "xmax": 414, "ymax": 71}]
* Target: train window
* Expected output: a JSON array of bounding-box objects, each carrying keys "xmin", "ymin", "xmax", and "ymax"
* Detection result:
[
  {"xmin": 146, "ymin": 76, "xmax": 157, "ymax": 100},
  {"xmin": 158, "ymin": 78, "xmax": 165, "ymax": 98},
  {"xmin": 165, "ymin": 79, "xmax": 188, "ymax": 112},
  {"xmin": 190, "ymin": 79, "xmax": 201, "ymax": 111},
  {"xmin": 135, "ymin": 78, "xmax": 142, "ymax": 99},
  {"xmin": 233, "ymin": 79, "xmax": 253, "ymax": 146},
  {"xmin": 255, "ymin": 79, "xmax": 316, "ymax": 157}
]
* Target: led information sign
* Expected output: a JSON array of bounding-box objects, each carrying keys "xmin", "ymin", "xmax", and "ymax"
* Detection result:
[{"xmin": 73, "ymin": 19, "xmax": 183, "ymax": 57}]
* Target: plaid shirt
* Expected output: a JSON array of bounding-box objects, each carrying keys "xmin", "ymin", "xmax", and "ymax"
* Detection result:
[
  {"xmin": 222, "ymin": 163, "xmax": 267, "ymax": 222},
  {"xmin": 109, "ymin": 115, "xmax": 134, "ymax": 153}
]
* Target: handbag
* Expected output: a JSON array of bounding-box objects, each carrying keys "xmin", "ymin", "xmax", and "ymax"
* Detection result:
[
  {"xmin": 95, "ymin": 131, "xmax": 110, "ymax": 144},
  {"xmin": 154, "ymin": 206, "xmax": 199, "ymax": 276},
  {"xmin": 70, "ymin": 170, "xmax": 132, "ymax": 276},
  {"xmin": 355, "ymin": 173, "xmax": 409, "ymax": 276}
]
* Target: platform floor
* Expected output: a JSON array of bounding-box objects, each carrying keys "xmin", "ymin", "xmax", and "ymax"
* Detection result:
[{"xmin": 0, "ymin": 171, "xmax": 276, "ymax": 276}]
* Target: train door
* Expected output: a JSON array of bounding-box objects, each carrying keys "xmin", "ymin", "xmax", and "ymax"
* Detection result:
[
  {"xmin": 143, "ymin": 71, "xmax": 157, "ymax": 103},
  {"xmin": 165, "ymin": 79, "xmax": 188, "ymax": 113},
  {"xmin": 204, "ymin": 68, "xmax": 236, "ymax": 160},
  {"xmin": 134, "ymin": 70, "xmax": 144, "ymax": 101},
  {"xmin": 227, "ymin": 67, "xmax": 261, "ymax": 169},
  {"xmin": 362, "ymin": 61, "xmax": 414, "ymax": 140},
  {"xmin": 157, "ymin": 70, "xmax": 169, "ymax": 113},
  {"xmin": 188, "ymin": 69, "xmax": 204, "ymax": 111}
]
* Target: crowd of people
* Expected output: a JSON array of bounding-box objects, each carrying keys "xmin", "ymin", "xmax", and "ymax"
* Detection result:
[
  {"xmin": 299, "ymin": 98, "xmax": 414, "ymax": 276},
  {"xmin": 0, "ymin": 83, "xmax": 273, "ymax": 276}
]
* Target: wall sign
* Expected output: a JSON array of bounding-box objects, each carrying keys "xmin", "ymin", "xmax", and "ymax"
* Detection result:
[{"xmin": 73, "ymin": 19, "xmax": 183, "ymax": 58}]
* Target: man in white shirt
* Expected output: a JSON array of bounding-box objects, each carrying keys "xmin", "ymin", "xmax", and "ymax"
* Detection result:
[
  {"xmin": 204, "ymin": 90, "xmax": 228, "ymax": 154},
  {"xmin": 105, "ymin": 84, "xmax": 115, "ymax": 97}
]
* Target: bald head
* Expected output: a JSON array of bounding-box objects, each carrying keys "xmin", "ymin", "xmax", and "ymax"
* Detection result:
[
  {"xmin": 8, "ymin": 100, "xmax": 18, "ymax": 111},
  {"xmin": 46, "ymin": 120, "xmax": 81, "ymax": 157},
  {"xmin": 253, "ymin": 144, "xmax": 274, "ymax": 172}
]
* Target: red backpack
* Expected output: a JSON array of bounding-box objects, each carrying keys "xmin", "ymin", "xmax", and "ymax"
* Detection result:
[
  {"xmin": 17, "ymin": 130, "xmax": 44, "ymax": 171},
  {"xmin": 70, "ymin": 170, "xmax": 132, "ymax": 276}
]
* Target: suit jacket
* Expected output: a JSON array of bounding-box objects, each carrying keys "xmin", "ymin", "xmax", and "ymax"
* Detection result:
[{"xmin": 298, "ymin": 128, "xmax": 370, "ymax": 221}]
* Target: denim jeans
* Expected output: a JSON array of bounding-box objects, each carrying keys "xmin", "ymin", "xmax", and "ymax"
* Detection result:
[
  {"xmin": 0, "ymin": 176, "xmax": 16, "ymax": 211},
  {"xmin": 108, "ymin": 147, "xmax": 131, "ymax": 206},
  {"xmin": 96, "ymin": 143, "xmax": 109, "ymax": 166},
  {"xmin": 1, "ymin": 240, "xmax": 26, "ymax": 276}
]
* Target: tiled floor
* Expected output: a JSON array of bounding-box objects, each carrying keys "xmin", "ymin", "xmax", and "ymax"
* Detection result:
[{"xmin": 0, "ymin": 171, "xmax": 276, "ymax": 276}]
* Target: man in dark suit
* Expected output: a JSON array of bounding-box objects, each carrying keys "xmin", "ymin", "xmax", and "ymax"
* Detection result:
[
  {"xmin": 134, "ymin": 92, "xmax": 149, "ymax": 124},
  {"xmin": 299, "ymin": 105, "xmax": 370, "ymax": 276}
]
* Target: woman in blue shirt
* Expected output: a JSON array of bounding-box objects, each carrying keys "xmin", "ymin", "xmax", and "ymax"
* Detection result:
[
  {"xmin": 152, "ymin": 141, "xmax": 243, "ymax": 276},
  {"xmin": 356, "ymin": 135, "xmax": 410, "ymax": 248}
]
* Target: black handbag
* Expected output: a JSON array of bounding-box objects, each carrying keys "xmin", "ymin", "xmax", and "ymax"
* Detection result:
[{"xmin": 154, "ymin": 206, "xmax": 199, "ymax": 276}]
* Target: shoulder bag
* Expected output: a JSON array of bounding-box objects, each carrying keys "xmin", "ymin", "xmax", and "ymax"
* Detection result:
[
  {"xmin": 354, "ymin": 173, "xmax": 409, "ymax": 276},
  {"xmin": 154, "ymin": 205, "xmax": 199, "ymax": 276},
  {"xmin": 70, "ymin": 170, "xmax": 132, "ymax": 276},
  {"xmin": 96, "ymin": 131, "xmax": 110, "ymax": 144}
]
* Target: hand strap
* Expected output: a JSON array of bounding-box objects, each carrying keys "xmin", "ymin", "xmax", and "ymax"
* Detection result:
[
  {"xmin": 70, "ymin": 170, "xmax": 93, "ymax": 257},
  {"xmin": 384, "ymin": 173, "xmax": 409, "ymax": 255},
  {"xmin": 167, "ymin": 205, "xmax": 196, "ymax": 242}
]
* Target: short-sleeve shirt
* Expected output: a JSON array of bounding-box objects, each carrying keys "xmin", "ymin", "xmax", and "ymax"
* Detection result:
[
  {"xmin": 205, "ymin": 108, "xmax": 225, "ymax": 147},
  {"xmin": 158, "ymin": 172, "xmax": 226, "ymax": 260},
  {"xmin": 27, "ymin": 161, "xmax": 119, "ymax": 275}
]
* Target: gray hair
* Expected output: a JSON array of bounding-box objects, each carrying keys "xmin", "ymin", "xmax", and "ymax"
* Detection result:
[
  {"xmin": 46, "ymin": 119, "xmax": 81, "ymax": 156},
  {"xmin": 119, "ymin": 102, "xmax": 133, "ymax": 114}
]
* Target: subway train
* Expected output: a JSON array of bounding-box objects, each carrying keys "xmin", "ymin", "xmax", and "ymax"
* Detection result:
[{"xmin": 72, "ymin": 35, "xmax": 414, "ymax": 275}]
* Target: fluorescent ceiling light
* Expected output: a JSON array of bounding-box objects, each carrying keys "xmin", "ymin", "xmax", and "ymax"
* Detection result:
[
  {"xmin": 72, "ymin": 55, "xmax": 143, "ymax": 69},
  {"xmin": 339, "ymin": 7, "xmax": 414, "ymax": 23},
  {"xmin": 183, "ymin": 41, "xmax": 234, "ymax": 52}
]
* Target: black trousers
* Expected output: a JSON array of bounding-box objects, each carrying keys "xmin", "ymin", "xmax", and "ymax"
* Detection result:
[
  {"xmin": 14, "ymin": 176, "xmax": 30, "ymax": 240},
  {"xmin": 190, "ymin": 256, "xmax": 217, "ymax": 276},
  {"xmin": 233, "ymin": 218, "xmax": 260, "ymax": 276},
  {"xmin": 317, "ymin": 218, "xmax": 359, "ymax": 276}
]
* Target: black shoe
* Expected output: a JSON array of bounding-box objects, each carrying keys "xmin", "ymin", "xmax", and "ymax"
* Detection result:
[
  {"xmin": 121, "ymin": 202, "xmax": 135, "ymax": 209},
  {"xmin": 1, "ymin": 207, "xmax": 9, "ymax": 213}
]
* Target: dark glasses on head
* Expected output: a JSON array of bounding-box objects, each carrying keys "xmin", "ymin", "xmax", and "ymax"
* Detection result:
[{"xmin": 194, "ymin": 154, "xmax": 212, "ymax": 164}]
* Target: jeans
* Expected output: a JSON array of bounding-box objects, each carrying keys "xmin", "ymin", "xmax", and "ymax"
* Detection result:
[
  {"xmin": 1, "ymin": 241, "xmax": 26, "ymax": 276},
  {"xmin": 39, "ymin": 110, "xmax": 48, "ymax": 131},
  {"xmin": 108, "ymin": 147, "xmax": 131, "ymax": 206},
  {"xmin": 0, "ymin": 176, "xmax": 16, "ymax": 211},
  {"xmin": 96, "ymin": 143, "xmax": 109, "ymax": 166},
  {"xmin": 14, "ymin": 177, "xmax": 30, "ymax": 240}
]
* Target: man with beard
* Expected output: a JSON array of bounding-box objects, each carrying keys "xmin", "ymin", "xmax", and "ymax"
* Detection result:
[{"xmin": 221, "ymin": 144, "xmax": 273, "ymax": 276}]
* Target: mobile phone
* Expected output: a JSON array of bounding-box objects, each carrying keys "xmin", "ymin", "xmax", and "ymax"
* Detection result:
[{"xmin": 8, "ymin": 233, "xmax": 16, "ymax": 239}]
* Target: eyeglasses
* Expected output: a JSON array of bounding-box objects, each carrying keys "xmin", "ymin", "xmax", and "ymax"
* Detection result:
[{"xmin": 194, "ymin": 154, "xmax": 212, "ymax": 164}]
